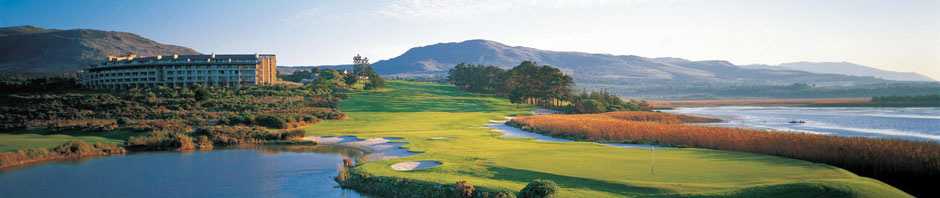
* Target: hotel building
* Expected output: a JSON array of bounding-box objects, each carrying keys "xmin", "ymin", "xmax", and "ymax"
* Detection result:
[{"xmin": 79, "ymin": 53, "xmax": 277, "ymax": 89}]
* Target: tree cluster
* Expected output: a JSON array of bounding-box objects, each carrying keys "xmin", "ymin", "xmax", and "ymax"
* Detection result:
[
  {"xmin": 281, "ymin": 54, "xmax": 385, "ymax": 90},
  {"xmin": 447, "ymin": 61, "xmax": 647, "ymax": 113}
]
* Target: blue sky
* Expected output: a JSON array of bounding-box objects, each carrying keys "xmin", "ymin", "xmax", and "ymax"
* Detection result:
[{"xmin": 1, "ymin": 0, "xmax": 938, "ymax": 79}]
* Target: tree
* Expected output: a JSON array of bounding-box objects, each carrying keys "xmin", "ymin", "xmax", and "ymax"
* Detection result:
[
  {"xmin": 352, "ymin": 54, "xmax": 384, "ymax": 90},
  {"xmin": 504, "ymin": 61, "xmax": 572, "ymax": 105},
  {"xmin": 447, "ymin": 63, "xmax": 506, "ymax": 93},
  {"xmin": 574, "ymin": 99, "xmax": 606, "ymax": 113}
]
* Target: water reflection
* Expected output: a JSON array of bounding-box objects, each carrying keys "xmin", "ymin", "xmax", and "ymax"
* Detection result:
[{"xmin": 0, "ymin": 145, "xmax": 369, "ymax": 198}]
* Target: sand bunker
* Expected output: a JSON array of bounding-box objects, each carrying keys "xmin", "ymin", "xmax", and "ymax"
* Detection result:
[
  {"xmin": 427, "ymin": 137, "xmax": 450, "ymax": 140},
  {"xmin": 304, "ymin": 136, "xmax": 416, "ymax": 161},
  {"xmin": 390, "ymin": 160, "xmax": 442, "ymax": 171}
]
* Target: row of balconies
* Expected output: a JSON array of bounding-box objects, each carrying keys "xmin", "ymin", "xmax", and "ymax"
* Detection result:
[
  {"xmin": 83, "ymin": 78, "xmax": 255, "ymax": 85},
  {"xmin": 99, "ymin": 60, "xmax": 259, "ymax": 68},
  {"xmin": 85, "ymin": 69, "xmax": 256, "ymax": 78},
  {"xmin": 89, "ymin": 81, "xmax": 257, "ymax": 89}
]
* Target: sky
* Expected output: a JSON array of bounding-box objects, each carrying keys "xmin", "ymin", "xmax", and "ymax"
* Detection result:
[{"xmin": 2, "ymin": 0, "xmax": 939, "ymax": 79}]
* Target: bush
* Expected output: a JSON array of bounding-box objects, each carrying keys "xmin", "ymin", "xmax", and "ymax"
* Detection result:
[
  {"xmin": 455, "ymin": 181, "xmax": 476, "ymax": 198},
  {"xmin": 116, "ymin": 117, "xmax": 133, "ymax": 125},
  {"xmin": 196, "ymin": 135, "xmax": 213, "ymax": 150},
  {"xmin": 127, "ymin": 131, "xmax": 195, "ymax": 151},
  {"xmin": 281, "ymin": 129, "xmax": 306, "ymax": 140},
  {"xmin": 255, "ymin": 115, "xmax": 287, "ymax": 129},
  {"xmin": 518, "ymin": 179, "xmax": 559, "ymax": 198},
  {"xmin": 194, "ymin": 126, "xmax": 290, "ymax": 145}
]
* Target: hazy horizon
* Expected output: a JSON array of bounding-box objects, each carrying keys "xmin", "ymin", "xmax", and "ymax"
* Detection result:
[{"xmin": 1, "ymin": 0, "xmax": 938, "ymax": 79}]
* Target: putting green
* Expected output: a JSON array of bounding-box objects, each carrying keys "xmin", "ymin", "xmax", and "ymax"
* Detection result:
[{"xmin": 306, "ymin": 80, "xmax": 909, "ymax": 197}]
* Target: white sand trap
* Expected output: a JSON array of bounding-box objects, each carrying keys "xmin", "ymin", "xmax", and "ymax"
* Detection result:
[
  {"xmin": 390, "ymin": 160, "xmax": 442, "ymax": 171},
  {"xmin": 308, "ymin": 136, "xmax": 363, "ymax": 144},
  {"xmin": 427, "ymin": 137, "xmax": 450, "ymax": 140},
  {"xmin": 303, "ymin": 136, "xmax": 417, "ymax": 161}
]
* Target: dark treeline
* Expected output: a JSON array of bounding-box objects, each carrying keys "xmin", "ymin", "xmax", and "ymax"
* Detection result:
[
  {"xmin": 0, "ymin": 76, "xmax": 83, "ymax": 93},
  {"xmin": 870, "ymin": 94, "xmax": 940, "ymax": 107},
  {"xmin": 447, "ymin": 61, "xmax": 648, "ymax": 113}
]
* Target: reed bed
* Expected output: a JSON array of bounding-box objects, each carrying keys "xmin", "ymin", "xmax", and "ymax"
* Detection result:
[{"xmin": 509, "ymin": 112, "xmax": 940, "ymax": 197}]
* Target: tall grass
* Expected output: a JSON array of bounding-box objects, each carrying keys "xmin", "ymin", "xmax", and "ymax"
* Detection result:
[{"xmin": 509, "ymin": 112, "xmax": 940, "ymax": 197}]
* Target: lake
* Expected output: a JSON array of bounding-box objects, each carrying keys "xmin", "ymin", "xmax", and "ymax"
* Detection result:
[
  {"xmin": 666, "ymin": 106, "xmax": 940, "ymax": 142},
  {"xmin": 0, "ymin": 146, "xmax": 368, "ymax": 198}
]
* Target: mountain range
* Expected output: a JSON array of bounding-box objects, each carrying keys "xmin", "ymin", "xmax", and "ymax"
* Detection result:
[
  {"xmin": 745, "ymin": 62, "xmax": 934, "ymax": 82},
  {"xmin": 1, "ymin": 26, "xmax": 935, "ymax": 98},
  {"xmin": 0, "ymin": 26, "xmax": 200, "ymax": 75},
  {"xmin": 366, "ymin": 39, "xmax": 935, "ymax": 84}
]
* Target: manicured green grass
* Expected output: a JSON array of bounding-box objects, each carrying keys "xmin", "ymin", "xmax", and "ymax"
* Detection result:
[
  {"xmin": 305, "ymin": 81, "xmax": 910, "ymax": 197},
  {"xmin": 0, "ymin": 133, "xmax": 124, "ymax": 152}
]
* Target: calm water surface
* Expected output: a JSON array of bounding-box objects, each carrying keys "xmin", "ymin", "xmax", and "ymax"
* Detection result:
[
  {"xmin": 666, "ymin": 106, "xmax": 940, "ymax": 142},
  {"xmin": 0, "ymin": 146, "xmax": 367, "ymax": 198}
]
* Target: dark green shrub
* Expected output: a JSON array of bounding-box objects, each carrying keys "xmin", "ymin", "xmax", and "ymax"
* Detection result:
[
  {"xmin": 116, "ymin": 117, "xmax": 133, "ymax": 125},
  {"xmin": 281, "ymin": 129, "xmax": 306, "ymax": 140},
  {"xmin": 255, "ymin": 115, "xmax": 287, "ymax": 129},
  {"xmin": 127, "ymin": 131, "xmax": 195, "ymax": 151},
  {"xmin": 302, "ymin": 115, "xmax": 317, "ymax": 122},
  {"xmin": 194, "ymin": 126, "xmax": 283, "ymax": 145},
  {"xmin": 518, "ymin": 179, "xmax": 559, "ymax": 198}
]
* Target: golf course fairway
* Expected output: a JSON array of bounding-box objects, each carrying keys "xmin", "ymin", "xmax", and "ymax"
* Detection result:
[{"xmin": 304, "ymin": 80, "xmax": 910, "ymax": 197}]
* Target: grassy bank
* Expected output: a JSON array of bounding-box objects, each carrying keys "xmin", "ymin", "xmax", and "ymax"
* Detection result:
[
  {"xmin": 304, "ymin": 80, "xmax": 910, "ymax": 197},
  {"xmin": 0, "ymin": 141, "xmax": 125, "ymax": 169}
]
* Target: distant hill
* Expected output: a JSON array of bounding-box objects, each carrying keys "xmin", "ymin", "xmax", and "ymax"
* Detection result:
[
  {"xmin": 0, "ymin": 25, "xmax": 200, "ymax": 75},
  {"xmin": 746, "ymin": 62, "xmax": 935, "ymax": 82},
  {"xmin": 365, "ymin": 39, "xmax": 936, "ymax": 98},
  {"xmin": 370, "ymin": 40, "xmax": 881, "ymax": 84}
]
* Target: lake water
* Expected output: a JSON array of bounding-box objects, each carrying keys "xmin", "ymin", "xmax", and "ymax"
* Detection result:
[
  {"xmin": 0, "ymin": 146, "xmax": 368, "ymax": 198},
  {"xmin": 666, "ymin": 106, "xmax": 940, "ymax": 142}
]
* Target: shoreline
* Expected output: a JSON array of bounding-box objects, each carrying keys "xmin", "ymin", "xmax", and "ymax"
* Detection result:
[
  {"xmin": 649, "ymin": 97, "xmax": 871, "ymax": 108},
  {"xmin": 0, "ymin": 141, "xmax": 126, "ymax": 170}
]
